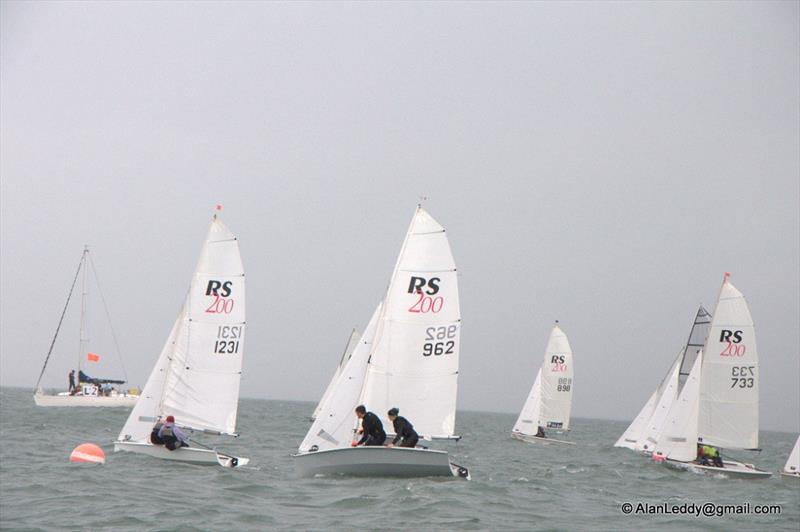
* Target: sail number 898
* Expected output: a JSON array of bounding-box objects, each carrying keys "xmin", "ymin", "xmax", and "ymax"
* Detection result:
[{"xmin": 422, "ymin": 325, "xmax": 458, "ymax": 357}]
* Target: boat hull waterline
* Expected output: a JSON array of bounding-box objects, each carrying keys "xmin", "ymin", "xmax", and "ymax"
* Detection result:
[
  {"xmin": 511, "ymin": 431, "xmax": 576, "ymax": 446},
  {"xmin": 34, "ymin": 392, "xmax": 137, "ymax": 408},
  {"xmin": 114, "ymin": 441, "xmax": 249, "ymax": 468},
  {"xmin": 293, "ymin": 446, "xmax": 469, "ymax": 479},
  {"xmin": 663, "ymin": 458, "xmax": 772, "ymax": 479}
]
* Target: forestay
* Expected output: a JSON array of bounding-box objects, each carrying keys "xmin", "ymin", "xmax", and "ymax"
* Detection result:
[
  {"xmin": 118, "ymin": 216, "xmax": 245, "ymax": 442},
  {"xmin": 300, "ymin": 303, "xmax": 382, "ymax": 452},
  {"xmin": 359, "ymin": 207, "xmax": 461, "ymax": 439},
  {"xmin": 698, "ymin": 278, "xmax": 758, "ymax": 450}
]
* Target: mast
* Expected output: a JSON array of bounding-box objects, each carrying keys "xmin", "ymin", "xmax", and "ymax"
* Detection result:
[{"xmin": 77, "ymin": 246, "xmax": 89, "ymax": 374}]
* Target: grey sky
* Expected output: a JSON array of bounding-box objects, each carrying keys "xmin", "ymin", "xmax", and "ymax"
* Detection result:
[{"xmin": 2, "ymin": 1, "xmax": 798, "ymax": 432}]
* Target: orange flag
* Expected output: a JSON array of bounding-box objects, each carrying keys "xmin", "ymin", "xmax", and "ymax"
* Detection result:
[{"xmin": 87, "ymin": 352, "xmax": 101, "ymax": 362}]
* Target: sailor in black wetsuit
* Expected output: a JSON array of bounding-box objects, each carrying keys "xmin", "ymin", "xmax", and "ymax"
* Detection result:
[
  {"xmin": 386, "ymin": 407, "xmax": 419, "ymax": 448},
  {"xmin": 352, "ymin": 405, "xmax": 386, "ymax": 446}
]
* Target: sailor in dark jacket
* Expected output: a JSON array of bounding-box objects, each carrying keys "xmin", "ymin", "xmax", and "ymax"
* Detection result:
[
  {"xmin": 352, "ymin": 405, "xmax": 386, "ymax": 446},
  {"xmin": 386, "ymin": 407, "xmax": 419, "ymax": 448}
]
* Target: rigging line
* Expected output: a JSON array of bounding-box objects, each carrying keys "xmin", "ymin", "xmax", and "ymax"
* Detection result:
[
  {"xmin": 87, "ymin": 251, "xmax": 129, "ymax": 383},
  {"xmin": 34, "ymin": 250, "xmax": 85, "ymax": 391}
]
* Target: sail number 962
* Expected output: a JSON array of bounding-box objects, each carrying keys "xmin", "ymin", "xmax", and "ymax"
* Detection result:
[
  {"xmin": 214, "ymin": 325, "xmax": 243, "ymax": 354},
  {"xmin": 422, "ymin": 325, "xmax": 458, "ymax": 357}
]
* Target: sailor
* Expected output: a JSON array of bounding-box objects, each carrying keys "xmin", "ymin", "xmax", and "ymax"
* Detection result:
[
  {"xmin": 157, "ymin": 415, "xmax": 190, "ymax": 451},
  {"xmin": 536, "ymin": 426, "xmax": 546, "ymax": 438},
  {"xmin": 699, "ymin": 444, "xmax": 723, "ymax": 467},
  {"xmin": 386, "ymin": 407, "xmax": 419, "ymax": 448},
  {"xmin": 150, "ymin": 421, "xmax": 165, "ymax": 445},
  {"xmin": 351, "ymin": 405, "xmax": 386, "ymax": 447},
  {"xmin": 68, "ymin": 370, "xmax": 76, "ymax": 394}
]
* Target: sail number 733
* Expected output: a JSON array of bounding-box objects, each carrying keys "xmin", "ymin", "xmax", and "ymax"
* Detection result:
[
  {"xmin": 422, "ymin": 325, "xmax": 458, "ymax": 357},
  {"xmin": 730, "ymin": 366, "xmax": 755, "ymax": 388}
]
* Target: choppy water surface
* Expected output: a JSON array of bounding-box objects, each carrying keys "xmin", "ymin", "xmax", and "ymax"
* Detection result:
[{"xmin": 1, "ymin": 387, "xmax": 797, "ymax": 530}]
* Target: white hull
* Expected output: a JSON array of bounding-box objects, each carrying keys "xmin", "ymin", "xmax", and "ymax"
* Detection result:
[
  {"xmin": 114, "ymin": 441, "xmax": 249, "ymax": 468},
  {"xmin": 780, "ymin": 471, "xmax": 800, "ymax": 483},
  {"xmin": 34, "ymin": 392, "xmax": 138, "ymax": 408},
  {"xmin": 293, "ymin": 446, "xmax": 469, "ymax": 479},
  {"xmin": 665, "ymin": 458, "xmax": 772, "ymax": 479},
  {"xmin": 511, "ymin": 431, "xmax": 575, "ymax": 446}
]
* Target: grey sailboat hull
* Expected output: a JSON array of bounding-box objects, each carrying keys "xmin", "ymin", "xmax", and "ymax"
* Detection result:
[{"xmin": 293, "ymin": 446, "xmax": 469, "ymax": 479}]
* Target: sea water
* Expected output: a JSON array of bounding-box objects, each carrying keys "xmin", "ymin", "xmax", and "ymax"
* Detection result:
[{"xmin": 1, "ymin": 387, "xmax": 797, "ymax": 531}]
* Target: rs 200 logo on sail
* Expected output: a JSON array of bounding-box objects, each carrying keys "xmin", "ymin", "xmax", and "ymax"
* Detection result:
[
  {"xmin": 407, "ymin": 276, "xmax": 444, "ymax": 313},
  {"xmin": 205, "ymin": 279, "xmax": 236, "ymax": 314}
]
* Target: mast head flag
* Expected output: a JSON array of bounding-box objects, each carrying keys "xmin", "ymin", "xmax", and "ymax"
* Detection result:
[{"xmin": 87, "ymin": 352, "xmax": 100, "ymax": 362}]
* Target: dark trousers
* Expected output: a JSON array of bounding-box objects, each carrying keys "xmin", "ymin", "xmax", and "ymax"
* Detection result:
[
  {"xmin": 399, "ymin": 434, "xmax": 419, "ymax": 448},
  {"xmin": 363, "ymin": 433, "xmax": 386, "ymax": 446}
]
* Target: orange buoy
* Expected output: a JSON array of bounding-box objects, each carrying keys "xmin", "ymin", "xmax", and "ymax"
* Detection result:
[{"xmin": 70, "ymin": 443, "xmax": 106, "ymax": 464}]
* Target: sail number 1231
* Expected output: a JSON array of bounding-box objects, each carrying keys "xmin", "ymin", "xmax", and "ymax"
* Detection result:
[{"xmin": 214, "ymin": 325, "xmax": 243, "ymax": 354}]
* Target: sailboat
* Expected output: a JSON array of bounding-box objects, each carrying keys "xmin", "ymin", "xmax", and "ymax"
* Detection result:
[
  {"xmin": 33, "ymin": 246, "xmax": 139, "ymax": 407},
  {"xmin": 114, "ymin": 209, "xmax": 249, "ymax": 468},
  {"xmin": 294, "ymin": 206, "xmax": 469, "ymax": 479},
  {"xmin": 614, "ymin": 306, "xmax": 712, "ymax": 453},
  {"xmin": 780, "ymin": 436, "xmax": 800, "ymax": 482},
  {"xmin": 310, "ymin": 328, "xmax": 360, "ymax": 421},
  {"xmin": 652, "ymin": 274, "xmax": 771, "ymax": 479},
  {"xmin": 511, "ymin": 323, "xmax": 575, "ymax": 445}
]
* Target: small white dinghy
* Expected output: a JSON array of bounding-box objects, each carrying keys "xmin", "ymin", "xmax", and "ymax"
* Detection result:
[
  {"xmin": 511, "ymin": 323, "xmax": 575, "ymax": 446},
  {"xmin": 294, "ymin": 206, "xmax": 469, "ymax": 479},
  {"xmin": 114, "ymin": 208, "xmax": 249, "ymax": 468},
  {"xmin": 780, "ymin": 435, "xmax": 800, "ymax": 482},
  {"xmin": 614, "ymin": 306, "xmax": 712, "ymax": 454},
  {"xmin": 33, "ymin": 246, "xmax": 139, "ymax": 407},
  {"xmin": 652, "ymin": 274, "xmax": 771, "ymax": 479}
]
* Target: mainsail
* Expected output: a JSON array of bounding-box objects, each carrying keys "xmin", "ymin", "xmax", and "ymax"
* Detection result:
[
  {"xmin": 311, "ymin": 328, "xmax": 361, "ymax": 421},
  {"xmin": 513, "ymin": 324, "xmax": 574, "ymax": 434},
  {"xmin": 358, "ymin": 207, "xmax": 461, "ymax": 439},
  {"xmin": 698, "ymin": 277, "xmax": 759, "ymax": 450},
  {"xmin": 118, "ymin": 215, "xmax": 245, "ymax": 442}
]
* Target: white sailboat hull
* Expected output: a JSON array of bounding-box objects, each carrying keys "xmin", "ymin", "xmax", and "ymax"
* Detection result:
[
  {"xmin": 34, "ymin": 392, "xmax": 138, "ymax": 408},
  {"xmin": 665, "ymin": 458, "xmax": 772, "ymax": 479},
  {"xmin": 293, "ymin": 446, "xmax": 469, "ymax": 479},
  {"xmin": 511, "ymin": 431, "xmax": 575, "ymax": 446},
  {"xmin": 114, "ymin": 441, "xmax": 249, "ymax": 468}
]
